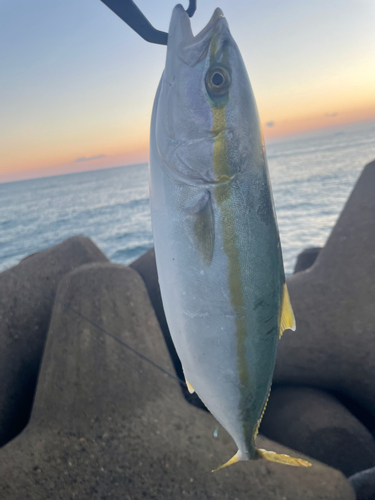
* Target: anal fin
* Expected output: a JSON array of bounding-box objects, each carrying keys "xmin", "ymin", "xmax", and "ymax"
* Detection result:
[
  {"xmin": 257, "ymin": 448, "xmax": 311, "ymax": 467},
  {"xmin": 279, "ymin": 283, "xmax": 296, "ymax": 338},
  {"xmin": 186, "ymin": 379, "xmax": 195, "ymax": 394}
]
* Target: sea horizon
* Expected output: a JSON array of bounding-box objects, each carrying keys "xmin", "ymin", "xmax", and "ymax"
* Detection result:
[
  {"xmin": 1, "ymin": 121, "xmax": 374, "ymax": 275},
  {"xmin": 1, "ymin": 119, "xmax": 374, "ymax": 186}
]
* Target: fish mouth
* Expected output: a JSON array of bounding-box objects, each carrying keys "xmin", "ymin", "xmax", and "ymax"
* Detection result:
[
  {"xmin": 191, "ymin": 7, "xmax": 225, "ymax": 42},
  {"xmin": 168, "ymin": 4, "xmax": 228, "ymax": 67}
]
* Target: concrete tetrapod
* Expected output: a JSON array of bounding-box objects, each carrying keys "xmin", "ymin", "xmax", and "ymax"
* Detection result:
[
  {"xmin": 293, "ymin": 247, "xmax": 321, "ymax": 273},
  {"xmin": 0, "ymin": 236, "xmax": 108, "ymax": 448},
  {"xmin": 260, "ymin": 386, "xmax": 375, "ymax": 477},
  {"xmin": 0, "ymin": 263, "xmax": 354, "ymax": 499},
  {"xmin": 349, "ymin": 466, "xmax": 375, "ymax": 500},
  {"xmin": 274, "ymin": 159, "xmax": 375, "ymax": 417}
]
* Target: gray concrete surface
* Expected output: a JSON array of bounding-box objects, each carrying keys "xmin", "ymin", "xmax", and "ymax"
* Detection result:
[
  {"xmin": 0, "ymin": 263, "xmax": 354, "ymax": 499},
  {"xmin": 349, "ymin": 466, "xmax": 375, "ymax": 500},
  {"xmin": 260, "ymin": 386, "xmax": 375, "ymax": 476},
  {"xmin": 275, "ymin": 160, "xmax": 375, "ymax": 418},
  {"xmin": 293, "ymin": 247, "xmax": 321, "ymax": 273},
  {"xmin": 0, "ymin": 236, "xmax": 108, "ymax": 448}
]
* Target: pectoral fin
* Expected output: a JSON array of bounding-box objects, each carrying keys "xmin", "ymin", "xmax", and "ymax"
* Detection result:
[
  {"xmin": 257, "ymin": 448, "xmax": 311, "ymax": 467},
  {"xmin": 186, "ymin": 190, "xmax": 215, "ymax": 266},
  {"xmin": 279, "ymin": 283, "xmax": 296, "ymax": 338}
]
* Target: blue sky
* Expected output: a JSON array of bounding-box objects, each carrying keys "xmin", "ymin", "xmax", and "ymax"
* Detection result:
[{"xmin": 1, "ymin": 0, "xmax": 374, "ymax": 181}]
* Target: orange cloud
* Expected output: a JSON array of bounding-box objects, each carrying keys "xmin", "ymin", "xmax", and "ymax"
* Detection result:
[
  {"xmin": 0, "ymin": 118, "xmax": 150, "ymax": 181},
  {"xmin": 262, "ymin": 106, "xmax": 375, "ymax": 140},
  {"xmin": 0, "ymin": 146, "xmax": 149, "ymax": 184}
]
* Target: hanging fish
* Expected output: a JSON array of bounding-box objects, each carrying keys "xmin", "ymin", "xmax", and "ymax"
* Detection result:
[{"xmin": 149, "ymin": 4, "xmax": 311, "ymax": 471}]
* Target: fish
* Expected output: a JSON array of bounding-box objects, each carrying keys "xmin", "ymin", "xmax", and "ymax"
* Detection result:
[{"xmin": 149, "ymin": 4, "xmax": 311, "ymax": 471}]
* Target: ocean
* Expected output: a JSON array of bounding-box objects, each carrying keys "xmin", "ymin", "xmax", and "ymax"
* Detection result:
[{"xmin": 1, "ymin": 123, "xmax": 374, "ymax": 275}]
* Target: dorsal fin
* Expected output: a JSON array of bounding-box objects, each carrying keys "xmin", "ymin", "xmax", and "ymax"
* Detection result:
[{"xmin": 279, "ymin": 283, "xmax": 296, "ymax": 339}]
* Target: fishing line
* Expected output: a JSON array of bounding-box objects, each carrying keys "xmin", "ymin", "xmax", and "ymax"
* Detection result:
[
  {"xmin": 11, "ymin": 270, "xmax": 187, "ymax": 388},
  {"xmin": 55, "ymin": 294, "xmax": 186, "ymax": 386}
]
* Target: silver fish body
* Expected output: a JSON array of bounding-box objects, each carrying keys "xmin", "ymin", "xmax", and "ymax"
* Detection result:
[{"xmin": 149, "ymin": 4, "xmax": 309, "ymax": 469}]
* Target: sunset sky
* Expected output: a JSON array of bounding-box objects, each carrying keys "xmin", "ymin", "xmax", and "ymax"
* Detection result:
[{"xmin": 1, "ymin": 0, "xmax": 375, "ymax": 183}]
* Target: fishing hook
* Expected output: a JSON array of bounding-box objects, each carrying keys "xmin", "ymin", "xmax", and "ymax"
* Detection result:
[{"xmin": 100, "ymin": 0, "xmax": 197, "ymax": 45}]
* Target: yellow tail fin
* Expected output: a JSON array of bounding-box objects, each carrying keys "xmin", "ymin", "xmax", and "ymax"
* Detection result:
[
  {"xmin": 212, "ymin": 450, "xmax": 241, "ymax": 472},
  {"xmin": 212, "ymin": 448, "xmax": 311, "ymax": 473},
  {"xmin": 257, "ymin": 448, "xmax": 311, "ymax": 467}
]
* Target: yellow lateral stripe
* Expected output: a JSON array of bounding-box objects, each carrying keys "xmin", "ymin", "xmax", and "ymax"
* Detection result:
[
  {"xmin": 212, "ymin": 109, "xmax": 248, "ymax": 358},
  {"xmin": 279, "ymin": 283, "xmax": 296, "ymax": 339},
  {"xmin": 212, "ymin": 95, "xmax": 250, "ymax": 445},
  {"xmin": 210, "ymin": 35, "xmax": 251, "ymax": 446}
]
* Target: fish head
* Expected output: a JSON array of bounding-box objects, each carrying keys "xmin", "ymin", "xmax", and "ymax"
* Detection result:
[{"xmin": 154, "ymin": 4, "xmax": 264, "ymax": 186}]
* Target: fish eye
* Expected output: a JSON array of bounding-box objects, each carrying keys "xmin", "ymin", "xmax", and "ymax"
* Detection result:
[
  {"xmin": 205, "ymin": 66, "xmax": 231, "ymax": 96},
  {"xmin": 212, "ymin": 72, "xmax": 224, "ymax": 86}
]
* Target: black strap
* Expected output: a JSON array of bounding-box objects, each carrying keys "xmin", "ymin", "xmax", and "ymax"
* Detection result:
[{"xmin": 100, "ymin": 0, "xmax": 197, "ymax": 46}]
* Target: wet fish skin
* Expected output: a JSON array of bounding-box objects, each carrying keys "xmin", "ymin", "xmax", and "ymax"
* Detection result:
[{"xmin": 149, "ymin": 4, "xmax": 309, "ymax": 470}]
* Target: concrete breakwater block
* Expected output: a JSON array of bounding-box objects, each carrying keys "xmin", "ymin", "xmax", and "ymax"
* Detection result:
[
  {"xmin": 274, "ymin": 160, "xmax": 375, "ymax": 418},
  {"xmin": 293, "ymin": 247, "xmax": 321, "ymax": 273},
  {"xmin": 0, "ymin": 263, "xmax": 354, "ymax": 499},
  {"xmin": 0, "ymin": 236, "xmax": 108, "ymax": 448},
  {"xmin": 260, "ymin": 386, "xmax": 375, "ymax": 477},
  {"xmin": 349, "ymin": 466, "xmax": 375, "ymax": 500}
]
